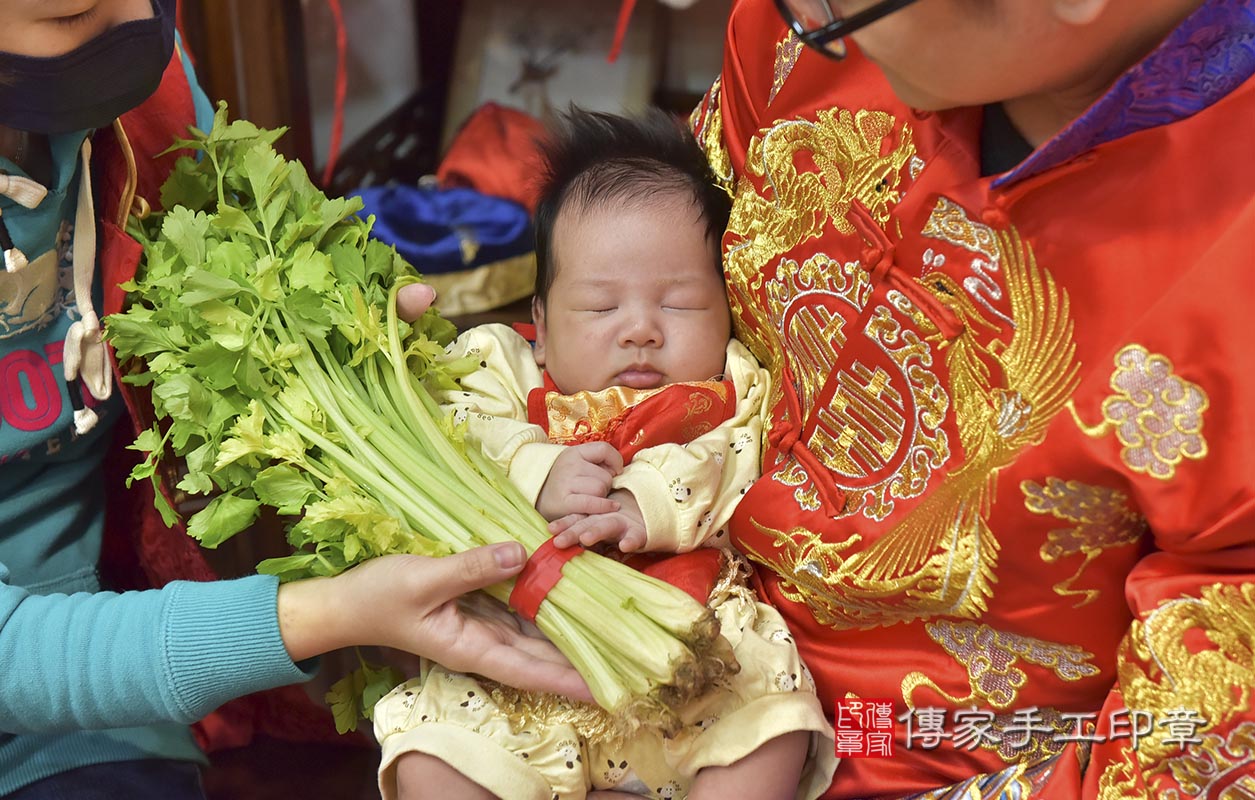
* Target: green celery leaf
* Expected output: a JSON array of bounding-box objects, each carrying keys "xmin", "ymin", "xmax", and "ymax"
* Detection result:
[
  {"xmin": 150, "ymin": 476, "xmax": 181, "ymax": 527},
  {"xmin": 159, "ymin": 156, "xmax": 214, "ymax": 212},
  {"xmin": 253, "ymin": 464, "xmax": 320, "ymax": 515},
  {"xmin": 205, "ymin": 240, "xmax": 257, "ymax": 285},
  {"xmin": 327, "ymin": 241, "xmax": 366, "ymax": 286},
  {"xmin": 242, "ymin": 141, "xmax": 290, "ymax": 208},
  {"xmin": 359, "ymin": 661, "xmax": 407, "ymax": 721},
  {"xmin": 128, "ymin": 426, "xmax": 167, "ymax": 455},
  {"xmin": 289, "ymin": 242, "xmax": 334, "ymax": 293},
  {"xmin": 176, "ymin": 470, "xmax": 215, "ymax": 496},
  {"xmin": 161, "ymin": 206, "xmax": 212, "ymax": 267},
  {"xmin": 152, "ymin": 373, "xmax": 214, "ymax": 426},
  {"xmin": 179, "ymin": 440, "xmax": 218, "ymax": 496},
  {"xmin": 325, "ymin": 670, "xmax": 366, "ymax": 734},
  {"xmin": 196, "ymin": 300, "xmax": 254, "ymax": 352},
  {"xmin": 283, "ymin": 288, "xmax": 333, "ymax": 337},
  {"xmin": 187, "ymin": 492, "xmax": 262, "ymax": 548},
  {"xmin": 256, "ymin": 552, "xmax": 320, "ymax": 581},
  {"xmin": 212, "ymin": 204, "xmax": 264, "ymax": 243},
  {"xmin": 106, "ymin": 309, "xmax": 190, "ymax": 359},
  {"xmin": 231, "ymin": 349, "xmax": 266, "ymax": 398},
  {"xmin": 184, "ymin": 341, "xmax": 244, "ymax": 391},
  {"xmin": 265, "ymin": 429, "xmax": 309, "ymax": 464},
  {"xmin": 180, "ymin": 269, "xmax": 253, "ymax": 307},
  {"xmin": 214, "ymin": 401, "xmax": 268, "ymax": 469}
]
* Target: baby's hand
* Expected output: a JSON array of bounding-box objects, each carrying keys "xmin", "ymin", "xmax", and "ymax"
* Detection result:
[
  {"xmin": 550, "ymin": 490, "xmax": 647, "ymax": 552},
  {"xmin": 535, "ymin": 442, "xmax": 624, "ymax": 521}
]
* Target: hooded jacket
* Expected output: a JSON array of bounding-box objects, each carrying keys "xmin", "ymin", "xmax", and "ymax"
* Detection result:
[{"xmin": 0, "ymin": 45, "xmax": 340, "ymax": 794}]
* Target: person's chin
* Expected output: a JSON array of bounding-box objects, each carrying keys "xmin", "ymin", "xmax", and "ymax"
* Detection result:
[{"xmin": 863, "ymin": 61, "xmax": 948, "ymax": 112}]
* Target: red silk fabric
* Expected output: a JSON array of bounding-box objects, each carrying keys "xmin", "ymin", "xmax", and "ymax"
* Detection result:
[{"xmin": 521, "ymin": 376, "xmax": 738, "ymax": 608}]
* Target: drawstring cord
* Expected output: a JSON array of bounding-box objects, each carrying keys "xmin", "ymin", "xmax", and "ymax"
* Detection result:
[
  {"xmin": 0, "ymin": 123, "xmax": 143, "ymax": 435},
  {"xmin": 62, "ymin": 136, "xmax": 114, "ymax": 435},
  {"xmin": 0, "ymin": 173, "xmax": 49, "ymax": 272}
]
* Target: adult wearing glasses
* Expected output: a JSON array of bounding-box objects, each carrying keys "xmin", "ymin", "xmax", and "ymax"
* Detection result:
[
  {"xmin": 688, "ymin": 0, "xmax": 1251, "ymax": 797},
  {"xmin": 583, "ymin": 0, "xmax": 1253, "ymax": 797}
]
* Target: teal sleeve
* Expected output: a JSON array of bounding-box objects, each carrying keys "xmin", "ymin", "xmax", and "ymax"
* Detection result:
[
  {"xmin": 0, "ymin": 566, "xmax": 316, "ymax": 733},
  {"xmin": 175, "ymin": 31, "xmax": 215, "ymax": 132}
]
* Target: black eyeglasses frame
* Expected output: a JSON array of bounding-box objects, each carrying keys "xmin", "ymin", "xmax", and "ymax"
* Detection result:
[{"xmin": 773, "ymin": 0, "xmax": 921, "ymax": 59}]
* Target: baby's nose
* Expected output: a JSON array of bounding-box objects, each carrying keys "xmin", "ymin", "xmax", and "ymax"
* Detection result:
[{"xmin": 620, "ymin": 314, "xmax": 663, "ymax": 347}]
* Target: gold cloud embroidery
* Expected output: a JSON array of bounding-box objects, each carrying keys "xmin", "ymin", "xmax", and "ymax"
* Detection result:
[
  {"xmin": 901, "ymin": 619, "xmax": 1100, "ymax": 710},
  {"xmin": 769, "ymin": 32, "xmax": 805, "ymax": 106},
  {"xmin": 1070, "ymin": 345, "xmax": 1208, "ymax": 480},
  {"xmin": 1022, "ymin": 478, "xmax": 1147, "ymax": 607}
]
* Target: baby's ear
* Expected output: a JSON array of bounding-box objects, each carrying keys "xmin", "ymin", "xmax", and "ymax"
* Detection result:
[
  {"xmin": 1051, "ymin": 0, "xmax": 1109, "ymax": 25},
  {"xmin": 531, "ymin": 296, "xmax": 547, "ymax": 367}
]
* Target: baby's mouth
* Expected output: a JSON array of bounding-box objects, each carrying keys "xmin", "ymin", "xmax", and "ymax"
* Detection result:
[{"xmin": 615, "ymin": 367, "xmax": 665, "ymax": 389}]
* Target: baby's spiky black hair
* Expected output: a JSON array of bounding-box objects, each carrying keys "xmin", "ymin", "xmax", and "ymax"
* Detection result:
[{"xmin": 532, "ymin": 106, "xmax": 731, "ymax": 303}]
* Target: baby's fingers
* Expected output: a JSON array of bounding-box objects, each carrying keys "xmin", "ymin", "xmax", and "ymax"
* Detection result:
[
  {"xmin": 562, "ymin": 492, "xmax": 620, "ymax": 517},
  {"xmin": 618, "ymin": 528, "xmax": 648, "ymax": 553},
  {"xmin": 549, "ymin": 514, "xmax": 587, "ymax": 548},
  {"xmin": 565, "ymin": 515, "xmax": 628, "ymax": 548},
  {"xmin": 566, "ymin": 477, "xmax": 606, "ymax": 499}
]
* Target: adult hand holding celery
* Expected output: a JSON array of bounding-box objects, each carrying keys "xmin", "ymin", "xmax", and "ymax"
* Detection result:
[{"xmin": 106, "ymin": 104, "xmax": 735, "ymax": 734}]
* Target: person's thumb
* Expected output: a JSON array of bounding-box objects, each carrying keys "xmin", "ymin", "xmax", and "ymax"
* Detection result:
[
  {"xmin": 396, "ymin": 283, "xmax": 436, "ymax": 322},
  {"xmin": 434, "ymin": 542, "xmax": 528, "ymax": 596}
]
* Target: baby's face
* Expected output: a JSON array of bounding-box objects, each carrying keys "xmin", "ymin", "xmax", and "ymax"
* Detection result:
[{"xmin": 533, "ymin": 195, "xmax": 731, "ymax": 395}]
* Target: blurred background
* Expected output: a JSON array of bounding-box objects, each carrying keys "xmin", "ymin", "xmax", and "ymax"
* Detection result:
[
  {"xmin": 172, "ymin": 1, "xmax": 729, "ymax": 796},
  {"xmin": 179, "ymin": 0, "xmax": 728, "ymax": 199}
]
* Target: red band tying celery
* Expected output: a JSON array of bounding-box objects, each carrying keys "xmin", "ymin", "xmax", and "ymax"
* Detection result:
[{"xmin": 509, "ymin": 540, "xmax": 583, "ymax": 622}]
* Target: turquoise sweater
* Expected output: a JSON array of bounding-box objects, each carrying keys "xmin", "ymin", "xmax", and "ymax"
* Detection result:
[{"xmin": 0, "ymin": 45, "xmax": 316, "ymax": 793}]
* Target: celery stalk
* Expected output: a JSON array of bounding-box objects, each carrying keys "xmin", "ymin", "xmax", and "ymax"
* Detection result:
[{"xmin": 107, "ymin": 106, "xmax": 738, "ymax": 736}]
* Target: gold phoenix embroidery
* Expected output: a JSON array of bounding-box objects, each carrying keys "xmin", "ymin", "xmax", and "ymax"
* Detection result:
[
  {"xmin": 901, "ymin": 619, "xmax": 1100, "ymax": 710},
  {"xmin": 1114, "ymin": 583, "xmax": 1255, "ymax": 770},
  {"xmin": 1069, "ymin": 344, "xmax": 1208, "ymax": 480},
  {"xmin": 1096, "ymin": 748, "xmax": 1141, "ymax": 800},
  {"xmin": 1022, "ymin": 478, "xmax": 1147, "ymax": 607},
  {"xmin": 922, "ymin": 197, "xmax": 1015, "ymax": 328},
  {"xmin": 839, "ymin": 222, "xmax": 1081, "ymax": 618},
  {"xmin": 772, "ymin": 456, "xmax": 824, "ymax": 512}
]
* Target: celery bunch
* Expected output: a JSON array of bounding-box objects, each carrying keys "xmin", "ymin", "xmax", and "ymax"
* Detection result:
[{"xmin": 107, "ymin": 105, "xmax": 735, "ymax": 733}]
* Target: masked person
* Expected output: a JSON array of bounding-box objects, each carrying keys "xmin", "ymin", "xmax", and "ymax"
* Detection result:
[{"xmin": 0, "ymin": 2, "xmax": 587, "ymax": 797}]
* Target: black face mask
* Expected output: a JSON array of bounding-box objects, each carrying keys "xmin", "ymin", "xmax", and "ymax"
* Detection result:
[{"xmin": 0, "ymin": 0, "xmax": 176, "ymax": 135}]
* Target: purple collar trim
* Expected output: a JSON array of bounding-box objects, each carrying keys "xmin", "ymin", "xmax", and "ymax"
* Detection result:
[{"xmin": 994, "ymin": 0, "xmax": 1255, "ymax": 186}]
